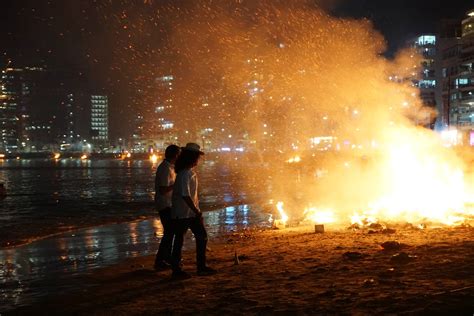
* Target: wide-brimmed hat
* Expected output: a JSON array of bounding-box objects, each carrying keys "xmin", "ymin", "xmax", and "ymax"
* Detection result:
[{"xmin": 182, "ymin": 142, "xmax": 204, "ymax": 155}]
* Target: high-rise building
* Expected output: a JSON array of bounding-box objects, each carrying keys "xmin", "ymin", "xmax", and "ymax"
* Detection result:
[
  {"xmin": 90, "ymin": 95, "xmax": 109, "ymax": 146},
  {"xmin": 0, "ymin": 68, "xmax": 23, "ymax": 152},
  {"xmin": 435, "ymin": 19, "xmax": 463, "ymax": 130},
  {"xmin": 0, "ymin": 67, "xmax": 52, "ymax": 152},
  {"xmin": 437, "ymin": 10, "xmax": 474, "ymax": 131},
  {"xmin": 412, "ymin": 35, "xmax": 437, "ymax": 108},
  {"xmin": 407, "ymin": 35, "xmax": 438, "ymax": 128},
  {"xmin": 135, "ymin": 75, "xmax": 176, "ymax": 151}
]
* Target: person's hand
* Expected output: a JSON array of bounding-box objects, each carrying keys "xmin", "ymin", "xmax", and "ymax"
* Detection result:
[{"xmin": 195, "ymin": 211, "xmax": 204, "ymax": 224}]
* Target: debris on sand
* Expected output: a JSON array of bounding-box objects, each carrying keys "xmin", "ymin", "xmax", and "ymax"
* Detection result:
[
  {"xmin": 368, "ymin": 228, "xmax": 396, "ymax": 234},
  {"xmin": 234, "ymin": 251, "xmax": 240, "ymax": 265},
  {"xmin": 390, "ymin": 252, "xmax": 417, "ymax": 264},
  {"xmin": 363, "ymin": 278, "xmax": 376, "ymax": 287},
  {"xmin": 342, "ymin": 251, "xmax": 368, "ymax": 261},
  {"xmin": 381, "ymin": 241, "xmax": 407, "ymax": 251}
]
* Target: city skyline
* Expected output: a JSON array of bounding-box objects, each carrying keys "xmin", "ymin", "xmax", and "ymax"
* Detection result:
[{"xmin": 1, "ymin": 0, "xmax": 472, "ymax": 142}]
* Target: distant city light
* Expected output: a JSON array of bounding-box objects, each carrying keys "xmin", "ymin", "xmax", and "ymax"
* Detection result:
[{"xmin": 149, "ymin": 153, "xmax": 158, "ymax": 164}]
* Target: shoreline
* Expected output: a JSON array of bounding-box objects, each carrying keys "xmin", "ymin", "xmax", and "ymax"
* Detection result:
[
  {"xmin": 0, "ymin": 200, "xmax": 261, "ymax": 249},
  {"xmin": 12, "ymin": 224, "xmax": 474, "ymax": 314}
]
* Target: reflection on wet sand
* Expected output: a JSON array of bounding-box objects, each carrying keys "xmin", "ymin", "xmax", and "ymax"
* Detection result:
[{"xmin": 0, "ymin": 205, "xmax": 269, "ymax": 312}]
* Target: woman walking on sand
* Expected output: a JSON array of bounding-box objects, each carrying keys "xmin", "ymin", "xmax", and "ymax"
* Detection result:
[{"xmin": 170, "ymin": 143, "xmax": 216, "ymax": 279}]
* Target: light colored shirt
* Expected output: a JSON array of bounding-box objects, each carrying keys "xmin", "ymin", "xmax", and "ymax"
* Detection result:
[
  {"xmin": 155, "ymin": 160, "xmax": 175, "ymax": 211},
  {"xmin": 171, "ymin": 168, "xmax": 199, "ymax": 219}
]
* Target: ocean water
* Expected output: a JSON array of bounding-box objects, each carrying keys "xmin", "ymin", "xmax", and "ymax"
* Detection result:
[{"xmin": 0, "ymin": 158, "xmax": 270, "ymax": 247}]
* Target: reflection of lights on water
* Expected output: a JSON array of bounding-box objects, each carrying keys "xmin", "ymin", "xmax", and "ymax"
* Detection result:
[
  {"xmin": 152, "ymin": 218, "xmax": 163, "ymax": 237},
  {"xmin": 149, "ymin": 154, "xmax": 158, "ymax": 164},
  {"xmin": 128, "ymin": 222, "xmax": 138, "ymax": 246}
]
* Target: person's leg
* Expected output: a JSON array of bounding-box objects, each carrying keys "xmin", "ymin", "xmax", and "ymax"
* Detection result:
[
  {"xmin": 154, "ymin": 207, "xmax": 173, "ymax": 267},
  {"xmin": 170, "ymin": 219, "xmax": 189, "ymax": 272},
  {"xmin": 189, "ymin": 217, "xmax": 209, "ymax": 270}
]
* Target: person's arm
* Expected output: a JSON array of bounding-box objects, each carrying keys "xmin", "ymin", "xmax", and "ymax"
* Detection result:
[
  {"xmin": 158, "ymin": 185, "xmax": 173, "ymax": 195},
  {"xmin": 156, "ymin": 163, "xmax": 173, "ymax": 195},
  {"xmin": 182, "ymin": 196, "xmax": 202, "ymax": 217}
]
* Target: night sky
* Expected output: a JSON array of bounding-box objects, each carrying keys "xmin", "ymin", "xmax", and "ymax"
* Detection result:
[{"xmin": 0, "ymin": 0, "xmax": 472, "ymax": 139}]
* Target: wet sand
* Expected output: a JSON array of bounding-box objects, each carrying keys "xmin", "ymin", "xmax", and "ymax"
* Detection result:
[{"xmin": 14, "ymin": 225, "xmax": 474, "ymax": 315}]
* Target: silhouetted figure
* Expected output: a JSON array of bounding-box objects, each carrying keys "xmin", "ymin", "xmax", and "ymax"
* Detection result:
[
  {"xmin": 154, "ymin": 145, "xmax": 181, "ymax": 271},
  {"xmin": 170, "ymin": 143, "xmax": 216, "ymax": 279}
]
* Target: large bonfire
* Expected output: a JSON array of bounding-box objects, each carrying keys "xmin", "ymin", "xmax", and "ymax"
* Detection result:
[{"xmin": 274, "ymin": 125, "xmax": 474, "ymax": 228}]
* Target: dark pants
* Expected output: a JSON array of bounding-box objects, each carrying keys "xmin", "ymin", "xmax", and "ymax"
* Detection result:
[
  {"xmin": 154, "ymin": 207, "xmax": 174, "ymax": 265},
  {"xmin": 171, "ymin": 217, "xmax": 208, "ymax": 272}
]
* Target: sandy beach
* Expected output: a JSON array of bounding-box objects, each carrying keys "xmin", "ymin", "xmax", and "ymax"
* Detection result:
[{"xmin": 13, "ymin": 224, "xmax": 474, "ymax": 315}]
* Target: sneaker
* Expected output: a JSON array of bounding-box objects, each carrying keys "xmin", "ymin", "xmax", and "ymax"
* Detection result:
[
  {"xmin": 154, "ymin": 261, "xmax": 171, "ymax": 272},
  {"xmin": 172, "ymin": 270, "xmax": 192, "ymax": 280},
  {"xmin": 197, "ymin": 266, "xmax": 217, "ymax": 276}
]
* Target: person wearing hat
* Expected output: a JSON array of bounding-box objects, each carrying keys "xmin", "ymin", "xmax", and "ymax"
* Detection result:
[
  {"xmin": 170, "ymin": 143, "xmax": 217, "ymax": 278},
  {"xmin": 153, "ymin": 144, "xmax": 181, "ymax": 271}
]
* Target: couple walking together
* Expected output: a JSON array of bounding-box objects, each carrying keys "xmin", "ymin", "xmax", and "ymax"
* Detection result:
[{"xmin": 153, "ymin": 142, "xmax": 216, "ymax": 279}]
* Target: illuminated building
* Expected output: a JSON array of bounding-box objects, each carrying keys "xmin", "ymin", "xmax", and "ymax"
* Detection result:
[
  {"xmin": 0, "ymin": 68, "xmax": 24, "ymax": 152},
  {"xmin": 0, "ymin": 67, "xmax": 100, "ymax": 152},
  {"xmin": 131, "ymin": 113, "xmax": 145, "ymax": 152},
  {"xmin": 90, "ymin": 95, "xmax": 109, "ymax": 146},
  {"xmin": 435, "ymin": 19, "xmax": 462, "ymax": 130},
  {"xmin": 0, "ymin": 67, "xmax": 51, "ymax": 152},
  {"xmin": 137, "ymin": 75, "xmax": 176, "ymax": 152},
  {"xmin": 408, "ymin": 35, "xmax": 437, "ymax": 128},
  {"xmin": 440, "ymin": 9, "xmax": 474, "ymax": 132}
]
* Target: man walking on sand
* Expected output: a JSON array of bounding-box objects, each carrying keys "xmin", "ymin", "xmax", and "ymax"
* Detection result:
[
  {"xmin": 154, "ymin": 144, "xmax": 181, "ymax": 271},
  {"xmin": 170, "ymin": 143, "xmax": 216, "ymax": 279}
]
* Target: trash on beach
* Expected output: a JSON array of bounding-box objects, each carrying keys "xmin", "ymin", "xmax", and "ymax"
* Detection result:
[
  {"xmin": 390, "ymin": 252, "xmax": 416, "ymax": 264},
  {"xmin": 234, "ymin": 251, "xmax": 240, "ymax": 265},
  {"xmin": 380, "ymin": 241, "xmax": 404, "ymax": 251},
  {"xmin": 378, "ymin": 267, "xmax": 398, "ymax": 279},
  {"xmin": 368, "ymin": 227, "xmax": 396, "ymax": 234},
  {"xmin": 342, "ymin": 251, "xmax": 367, "ymax": 261},
  {"xmin": 314, "ymin": 224, "xmax": 324, "ymax": 233}
]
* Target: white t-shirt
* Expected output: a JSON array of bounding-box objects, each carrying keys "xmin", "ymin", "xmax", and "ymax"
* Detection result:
[
  {"xmin": 171, "ymin": 168, "xmax": 199, "ymax": 219},
  {"xmin": 155, "ymin": 160, "xmax": 175, "ymax": 210}
]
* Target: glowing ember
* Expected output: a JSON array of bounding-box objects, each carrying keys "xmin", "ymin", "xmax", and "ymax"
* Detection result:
[
  {"xmin": 286, "ymin": 156, "xmax": 301, "ymax": 164},
  {"xmin": 350, "ymin": 213, "xmax": 379, "ymax": 227},
  {"xmin": 304, "ymin": 207, "xmax": 336, "ymax": 224},
  {"xmin": 276, "ymin": 201, "xmax": 289, "ymax": 225},
  {"xmin": 53, "ymin": 153, "xmax": 60, "ymax": 160},
  {"xmin": 80, "ymin": 154, "xmax": 88, "ymax": 160}
]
